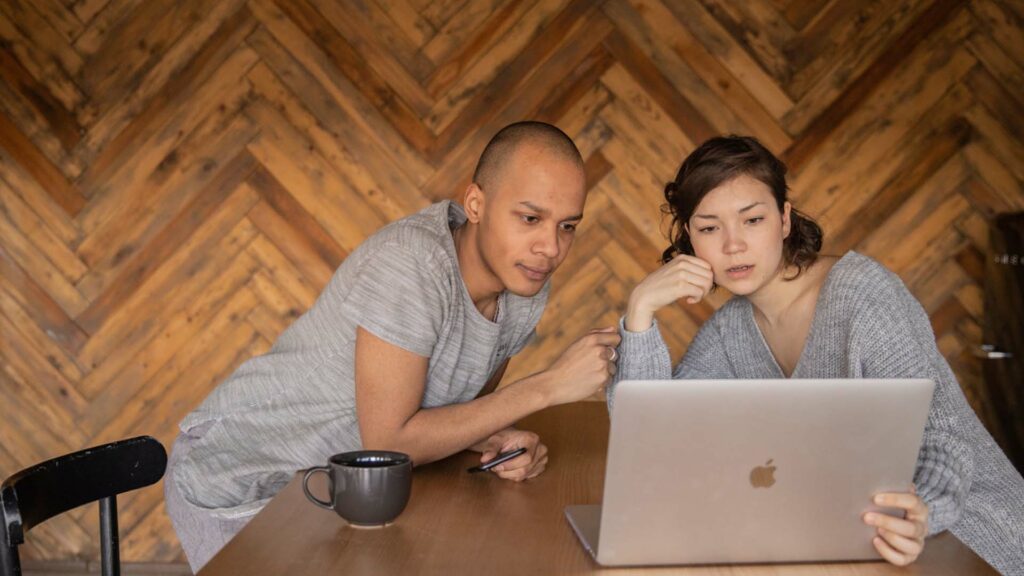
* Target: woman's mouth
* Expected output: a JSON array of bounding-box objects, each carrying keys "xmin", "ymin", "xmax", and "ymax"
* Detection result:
[{"xmin": 725, "ymin": 264, "xmax": 754, "ymax": 279}]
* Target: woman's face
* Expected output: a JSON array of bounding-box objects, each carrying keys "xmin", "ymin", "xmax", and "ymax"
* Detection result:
[{"xmin": 686, "ymin": 174, "xmax": 791, "ymax": 296}]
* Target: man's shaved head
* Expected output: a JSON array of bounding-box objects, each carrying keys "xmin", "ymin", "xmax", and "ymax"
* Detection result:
[
  {"xmin": 473, "ymin": 121, "xmax": 584, "ymax": 192},
  {"xmin": 458, "ymin": 121, "xmax": 587, "ymax": 298}
]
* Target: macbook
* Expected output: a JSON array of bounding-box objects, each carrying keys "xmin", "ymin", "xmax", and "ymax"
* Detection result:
[{"xmin": 565, "ymin": 378, "xmax": 935, "ymax": 566}]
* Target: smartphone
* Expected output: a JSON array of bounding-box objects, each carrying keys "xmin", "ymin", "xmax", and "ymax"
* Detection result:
[{"xmin": 466, "ymin": 447, "xmax": 527, "ymax": 474}]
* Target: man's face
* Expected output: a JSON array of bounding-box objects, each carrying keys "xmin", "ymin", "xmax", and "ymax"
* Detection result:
[{"xmin": 475, "ymin": 145, "xmax": 587, "ymax": 297}]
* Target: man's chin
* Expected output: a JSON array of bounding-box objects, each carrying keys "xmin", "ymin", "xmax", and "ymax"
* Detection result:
[{"xmin": 505, "ymin": 278, "xmax": 547, "ymax": 298}]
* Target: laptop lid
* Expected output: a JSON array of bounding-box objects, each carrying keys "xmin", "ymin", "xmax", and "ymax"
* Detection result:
[{"xmin": 587, "ymin": 378, "xmax": 934, "ymax": 566}]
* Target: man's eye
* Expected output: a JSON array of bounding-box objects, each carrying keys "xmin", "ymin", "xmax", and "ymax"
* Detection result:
[
  {"xmin": 560, "ymin": 223, "xmax": 577, "ymax": 232},
  {"xmin": 521, "ymin": 215, "xmax": 539, "ymax": 224}
]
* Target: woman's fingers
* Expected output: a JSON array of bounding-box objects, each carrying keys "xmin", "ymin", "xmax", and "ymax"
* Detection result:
[
  {"xmin": 672, "ymin": 259, "xmax": 715, "ymax": 283},
  {"xmin": 864, "ymin": 512, "xmax": 921, "ymax": 539},
  {"xmin": 672, "ymin": 254, "xmax": 713, "ymax": 272},
  {"xmin": 878, "ymin": 528, "xmax": 924, "ymax": 557},
  {"xmin": 632, "ymin": 256, "xmax": 714, "ymax": 314},
  {"xmin": 864, "ymin": 493, "xmax": 927, "ymax": 567},
  {"xmin": 873, "ymin": 492, "xmax": 929, "ymax": 538},
  {"xmin": 678, "ymin": 276, "xmax": 712, "ymax": 305},
  {"xmin": 875, "ymin": 492, "xmax": 924, "ymax": 513},
  {"xmin": 872, "ymin": 536, "xmax": 914, "ymax": 567}
]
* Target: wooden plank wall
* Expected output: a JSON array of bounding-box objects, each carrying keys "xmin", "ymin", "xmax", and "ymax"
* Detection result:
[{"xmin": 1, "ymin": 0, "xmax": 1022, "ymax": 564}]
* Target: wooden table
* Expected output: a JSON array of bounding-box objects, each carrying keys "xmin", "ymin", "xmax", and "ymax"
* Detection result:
[{"xmin": 199, "ymin": 403, "xmax": 997, "ymax": 575}]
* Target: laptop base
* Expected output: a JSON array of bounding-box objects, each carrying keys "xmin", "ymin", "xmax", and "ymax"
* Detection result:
[{"xmin": 564, "ymin": 505, "xmax": 601, "ymax": 561}]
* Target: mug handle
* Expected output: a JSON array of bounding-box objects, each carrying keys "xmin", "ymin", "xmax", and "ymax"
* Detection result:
[{"xmin": 302, "ymin": 466, "xmax": 333, "ymax": 510}]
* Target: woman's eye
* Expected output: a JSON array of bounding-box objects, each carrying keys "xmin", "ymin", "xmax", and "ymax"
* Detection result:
[
  {"xmin": 698, "ymin": 226, "xmax": 716, "ymax": 233},
  {"xmin": 747, "ymin": 217, "xmax": 764, "ymax": 225}
]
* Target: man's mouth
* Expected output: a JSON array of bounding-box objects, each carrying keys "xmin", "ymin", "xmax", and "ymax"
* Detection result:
[{"xmin": 518, "ymin": 264, "xmax": 552, "ymax": 281}]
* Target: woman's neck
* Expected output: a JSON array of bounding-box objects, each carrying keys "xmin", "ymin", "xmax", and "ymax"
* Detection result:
[{"xmin": 747, "ymin": 259, "xmax": 828, "ymax": 328}]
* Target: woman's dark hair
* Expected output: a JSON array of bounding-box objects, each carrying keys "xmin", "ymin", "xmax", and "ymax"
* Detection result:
[{"xmin": 661, "ymin": 135, "xmax": 823, "ymax": 279}]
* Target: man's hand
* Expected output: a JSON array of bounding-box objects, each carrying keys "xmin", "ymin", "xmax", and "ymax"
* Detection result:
[
  {"xmin": 474, "ymin": 428, "xmax": 548, "ymax": 482},
  {"xmin": 537, "ymin": 327, "xmax": 620, "ymax": 406},
  {"xmin": 863, "ymin": 488, "xmax": 929, "ymax": 566}
]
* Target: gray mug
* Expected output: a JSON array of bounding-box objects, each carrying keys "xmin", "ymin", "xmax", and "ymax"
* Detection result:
[{"xmin": 302, "ymin": 450, "xmax": 412, "ymax": 527}]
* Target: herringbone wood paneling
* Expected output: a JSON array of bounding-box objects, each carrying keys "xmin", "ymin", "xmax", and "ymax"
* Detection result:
[{"xmin": 1, "ymin": 0, "xmax": 1022, "ymax": 564}]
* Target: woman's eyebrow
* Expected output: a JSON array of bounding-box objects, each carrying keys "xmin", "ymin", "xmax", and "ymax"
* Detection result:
[{"xmin": 695, "ymin": 202, "xmax": 765, "ymax": 220}]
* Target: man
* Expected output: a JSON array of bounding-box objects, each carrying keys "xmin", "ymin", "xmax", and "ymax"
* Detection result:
[{"xmin": 165, "ymin": 121, "xmax": 620, "ymax": 571}]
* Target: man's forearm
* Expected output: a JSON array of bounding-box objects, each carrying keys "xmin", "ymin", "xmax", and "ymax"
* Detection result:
[{"xmin": 362, "ymin": 372, "xmax": 552, "ymax": 465}]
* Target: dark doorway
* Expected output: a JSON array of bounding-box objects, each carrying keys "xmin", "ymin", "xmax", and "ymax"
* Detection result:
[{"xmin": 978, "ymin": 212, "xmax": 1024, "ymax": 473}]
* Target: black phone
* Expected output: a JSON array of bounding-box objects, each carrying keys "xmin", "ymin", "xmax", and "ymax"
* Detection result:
[{"xmin": 466, "ymin": 447, "xmax": 528, "ymax": 473}]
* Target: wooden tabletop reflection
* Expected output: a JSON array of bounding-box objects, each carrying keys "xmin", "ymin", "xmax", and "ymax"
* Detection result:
[{"xmin": 199, "ymin": 402, "xmax": 996, "ymax": 575}]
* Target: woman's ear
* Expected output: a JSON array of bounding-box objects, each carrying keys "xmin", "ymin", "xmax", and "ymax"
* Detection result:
[
  {"xmin": 781, "ymin": 201, "xmax": 792, "ymax": 239},
  {"xmin": 463, "ymin": 183, "xmax": 484, "ymax": 224}
]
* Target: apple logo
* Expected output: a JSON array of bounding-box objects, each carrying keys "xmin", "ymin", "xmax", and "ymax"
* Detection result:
[{"xmin": 749, "ymin": 459, "xmax": 776, "ymax": 488}]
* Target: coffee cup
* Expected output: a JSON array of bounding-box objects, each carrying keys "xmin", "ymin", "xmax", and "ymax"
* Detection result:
[{"xmin": 302, "ymin": 450, "xmax": 412, "ymax": 527}]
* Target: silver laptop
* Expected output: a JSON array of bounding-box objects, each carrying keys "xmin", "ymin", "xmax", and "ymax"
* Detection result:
[{"xmin": 565, "ymin": 379, "xmax": 934, "ymax": 566}]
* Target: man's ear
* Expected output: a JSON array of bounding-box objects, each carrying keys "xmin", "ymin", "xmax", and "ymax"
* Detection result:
[
  {"xmin": 781, "ymin": 201, "xmax": 792, "ymax": 239},
  {"xmin": 463, "ymin": 183, "xmax": 485, "ymax": 224}
]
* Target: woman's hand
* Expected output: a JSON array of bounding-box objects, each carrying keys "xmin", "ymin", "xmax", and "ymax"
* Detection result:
[
  {"xmin": 625, "ymin": 255, "xmax": 714, "ymax": 332},
  {"xmin": 863, "ymin": 489, "xmax": 929, "ymax": 566},
  {"xmin": 474, "ymin": 428, "xmax": 548, "ymax": 482}
]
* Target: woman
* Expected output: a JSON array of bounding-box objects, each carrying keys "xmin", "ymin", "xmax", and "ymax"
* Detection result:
[{"xmin": 609, "ymin": 136, "xmax": 1024, "ymax": 574}]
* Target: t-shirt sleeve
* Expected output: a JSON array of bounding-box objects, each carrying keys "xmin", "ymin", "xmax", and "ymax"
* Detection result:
[{"xmin": 345, "ymin": 244, "xmax": 448, "ymax": 358}]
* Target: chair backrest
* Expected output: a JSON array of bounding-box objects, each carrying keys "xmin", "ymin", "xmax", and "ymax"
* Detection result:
[{"xmin": 1, "ymin": 436, "xmax": 167, "ymax": 576}]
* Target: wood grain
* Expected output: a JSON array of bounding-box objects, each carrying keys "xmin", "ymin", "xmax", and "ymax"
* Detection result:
[{"xmin": 0, "ymin": 0, "xmax": 1021, "ymax": 564}]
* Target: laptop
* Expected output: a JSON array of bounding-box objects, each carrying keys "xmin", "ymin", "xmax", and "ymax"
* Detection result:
[{"xmin": 565, "ymin": 378, "xmax": 935, "ymax": 566}]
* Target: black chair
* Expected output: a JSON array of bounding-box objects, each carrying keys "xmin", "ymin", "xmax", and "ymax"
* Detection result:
[{"xmin": 1, "ymin": 436, "xmax": 167, "ymax": 576}]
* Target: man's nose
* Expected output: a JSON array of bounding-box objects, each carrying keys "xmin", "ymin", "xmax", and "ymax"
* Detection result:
[{"xmin": 533, "ymin": 227, "xmax": 560, "ymax": 258}]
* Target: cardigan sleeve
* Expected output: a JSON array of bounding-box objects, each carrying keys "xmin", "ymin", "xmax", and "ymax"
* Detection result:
[
  {"xmin": 855, "ymin": 288, "xmax": 975, "ymax": 535},
  {"xmin": 607, "ymin": 315, "xmax": 733, "ymax": 413},
  {"xmin": 853, "ymin": 271, "xmax": 1023, "ymax": 559},
  {"xmin": 858, "ymin": 276, "xmax": 1024, "ymax": 571}
]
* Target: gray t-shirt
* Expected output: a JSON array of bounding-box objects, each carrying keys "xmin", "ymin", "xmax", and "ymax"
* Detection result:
[{"xmin": 176, "ymin": 201, "xmax": 548, "ymax": 514}]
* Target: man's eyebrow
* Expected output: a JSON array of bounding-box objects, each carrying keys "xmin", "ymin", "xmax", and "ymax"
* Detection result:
[
  {"xmin": 518, "ymin": 201, "xmax": 549, "ymax": 215},
  {"xmin": 518, "ymin": 202, "xmax": 584, "ymax": 221}
]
